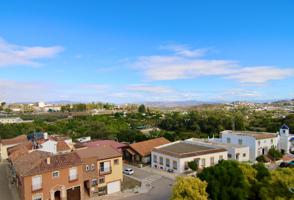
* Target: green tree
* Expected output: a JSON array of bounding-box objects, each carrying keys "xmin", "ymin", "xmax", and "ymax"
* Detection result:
[
  {"xmin": 188, "ymin": 160, "xmax": 199, "ymax": 171},
  {"xmin": 171, "ymin": 176, "xmax": 208, "ymax": 200},
  {"xmin": 259, "ymin": 168, "xmax": 294, "ymax": 200},
  {"xmin": 267, "ymin": 146, "xmax": 283, "ymax": 161},
  {"xmin": 138, "ymin": 104, "xmax": 146, "ymax": 113},
  {"xmin": 252, "ymin": 163, "xmax": 270, "ymax": 181},
  {"xmin": 198, "ymin": 160, "xmax": 250, "ymax": 200}
]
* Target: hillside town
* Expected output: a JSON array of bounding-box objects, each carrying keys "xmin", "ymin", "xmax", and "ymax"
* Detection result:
[{"xmin": 0, "ymin": 121, "xmax": 293, "ymax": 200}]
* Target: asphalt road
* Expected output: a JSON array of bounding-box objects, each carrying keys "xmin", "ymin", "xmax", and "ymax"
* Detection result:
[{"xmin": 123, "ymin": 164, "xmax": 174, "ymax": 200}]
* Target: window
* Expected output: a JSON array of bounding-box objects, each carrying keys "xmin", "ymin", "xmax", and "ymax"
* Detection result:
[
  {"xmin": 271, "ymin": 139, "xmax": 273, "ymax": 144},
  {"xmin": 243, "ymin": 153, "xmax": 246, "ymax": 157},
  {"xmin": 114, "ymin": 159, "xmax": 119, "ymax": 165},
  {"xmin": 166, "ymin": 158, "xmax": 170, "ymax": 167},
  {"xmin": 92, "ymin": 179, "xmax": 98, "ymax": 186},
  {"xmin": 258, "ymin": 141, "xmax": 261, "ymax": 146},
  {"xmin": 52, "ymin": 171, "xmax": 59, "ymax": 178},
  {"xmin": 210, "ymin": 157, "xmax": 214, "ymax": 165},
  {"xmin": 69, "ymin": 167, "xmax": 78, "ymax": 181},
  {"xmin": 32, "ymin": 194, "xmax": 42, "ymax": 200},
  {"xmin": 85, "ymin": 165, "xmax": 90, "ymax": 171},
  {"xmin": 184, "ymin": 162, "xmax": 189, "ymax": 170},
  {"xmin": 91, "ymin": 164, "xmax": 95, "ymax": 170},
  {"xmin": 159, "ymin": 157, "xmax": 163, "ymax": 165},
  {"xmin": 219, "ymin": 155, "xmax": 223, "ymax": 161},
  {"xmin": 228, "ymin": 154, "xmax": 232, "ymax": 158},
  {"xmin": 238, "ymin": 139, "xmax": 243, "ymax": 145},
  {"xmin": 201, "ymin": 159, "xmax": 206, "ymax": 168},
  {"xmin": 100, "ymin": 162, "xmax": 110, "ymax": 173},
  {"xmin": 98, "ymin": 186, "xmax": 107, "ymax": 196},
  {"xmin": 32, "ymin": 175, "xmax": 42, "ymax": 191},
  {"xmin": 173, "ymin": 161, "xmax": 177, "ymax": 170},
  {"xmin": 227, "ymin": 138, "xmax": 231, "ymax": 144},
  {"xmin": 153, "ymin": 155, "xmax": 157, "ymax": 163},
  {"xmin": 99, "ymin": 177, "xmax": 105, "ymax": 184}
]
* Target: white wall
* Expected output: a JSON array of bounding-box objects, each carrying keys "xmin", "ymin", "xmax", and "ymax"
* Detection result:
[
  {"xmin": 39, "ymin": 140, "xmax": 57, "ymax": 154},
  {"xmin": 221, "ymin": 131, "xmax": 278, "ymax": 161},
  {"xmin": 151, "ymin": 150, "xmax": 228, "ymax": 174}
]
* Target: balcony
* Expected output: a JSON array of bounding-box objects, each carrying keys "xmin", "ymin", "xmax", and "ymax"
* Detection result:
[
  {"xmin": 99, "ymin": 167, "xmax": 112, "ymax": 175},
  {"xmin": 32, "ymin": 183, "xmax": 42, "ymax": 191},
  {"xmin": 68, "ymin": 174, "xmax": 78, "ymax": 182}
]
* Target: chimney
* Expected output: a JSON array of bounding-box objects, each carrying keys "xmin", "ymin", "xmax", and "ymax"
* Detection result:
[{"xmin": 46, "ymin": 157, "xmax": 51, "ymax": 165}]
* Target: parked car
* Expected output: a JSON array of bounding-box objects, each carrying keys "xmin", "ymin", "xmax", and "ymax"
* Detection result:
[
  {"xmin": 123, "ymin": 168, "xmax": 134, "ymax": 175},
  {"xmin": 279, "ymin": 162, "xmax": 289, "ymax": 168},
  {"xmin": 167, "ymin": 169, "xmax": 174, "ymax": 173},
  {"xmin": 288, "ymin": 160, "xmax": 294, "ymax": 167}
]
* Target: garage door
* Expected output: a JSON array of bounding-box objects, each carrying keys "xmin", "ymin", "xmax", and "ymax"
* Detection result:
[
  {"xmin": 67, "ymin": 186, "xmax": 81, "ymax": 200},
  {"xmin": 107, "ymin": 181, "xmax": 120, "ymax": 194}
]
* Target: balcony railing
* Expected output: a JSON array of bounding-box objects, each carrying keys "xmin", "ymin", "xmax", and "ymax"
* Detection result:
[
  {"xmin": 68, "ymin": 174, "xmax": 78, "ymax": 181},
  {"xmin": 32, "ymin": 183, "xmax": 42, "ymax": 191},
  {"xmin": 99, "ymin": 167, "xmax": 111, "ymax": 175}
]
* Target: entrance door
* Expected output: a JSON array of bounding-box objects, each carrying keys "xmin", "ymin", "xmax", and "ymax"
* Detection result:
[
  {"xmin": 54, "ymin": 191, "xmax": 61, "ymax": 200},
  {"xmin": 67, "ymin": 186, "xmax": 81, "ymax": 200}
]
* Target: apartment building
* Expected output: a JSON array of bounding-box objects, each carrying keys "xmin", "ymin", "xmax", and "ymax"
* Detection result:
[
  {"xmin": 151, "ymin": 141, "xmax": 227, "ymax": 173},
  {"xmin": 11, "ymin": 151, "xmax": 84, "ymax": 200},
  {"xmin": 76, "ymin": 145, "xmax": 123, "ymax": 197}
]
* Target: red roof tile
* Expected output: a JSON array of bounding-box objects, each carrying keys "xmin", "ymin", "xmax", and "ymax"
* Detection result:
[{"xmin": 129, "ymin": 137, "xmax": 170, "ymax": 157}]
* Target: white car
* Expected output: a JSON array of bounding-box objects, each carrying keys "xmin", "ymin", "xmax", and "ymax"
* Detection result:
[{"xmin": 123, "ymin": 168, "xmax": 134, "ymax": 175}]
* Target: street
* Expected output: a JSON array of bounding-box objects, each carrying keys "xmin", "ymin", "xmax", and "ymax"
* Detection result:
[{"xmin": 123, "ymin": 163, "xmax": 174, "ymax": 200}]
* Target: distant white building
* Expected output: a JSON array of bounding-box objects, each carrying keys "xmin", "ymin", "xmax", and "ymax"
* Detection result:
[
  {"xmin": 0, "ymin": 117, "xmax": 33, "ymax": 124},
  {"xmin": 185, "ymin": 138, "xmax": 250, "ymax": 162},
  {"xmin": 220, "ymin": 130, "xmax": 278, "ymax": 161},
  {"xmin": 278, "ymin": 124, "xmax": 294, "ymax": 154},
  {"xmin": 151, "ymin": 141, "xmax": 228, "ymax": 174}
]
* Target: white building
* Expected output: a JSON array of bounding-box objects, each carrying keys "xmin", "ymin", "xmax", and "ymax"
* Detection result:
[
  {"xmin": 278, "ymin": 124, "xmax": 294, "ymax": 154},
  {"xmin": 151, "ymin": 141, "xmax": 228, "ymax": 174},
  {"xmin": 220, "ymin": 130, "xmax": 278, "ymax": 161},
  {"xmin": 0, "ymin": 117, "xmax": 32, "ymax": 124},
  {"xmin": 185, "ymin": 138, "xmax": 250, "ymax": 162}
]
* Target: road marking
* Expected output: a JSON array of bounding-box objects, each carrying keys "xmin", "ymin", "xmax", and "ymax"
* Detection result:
[{"xmin": 143, "ymin": 175, "xmax": 162, "ymax": 183}]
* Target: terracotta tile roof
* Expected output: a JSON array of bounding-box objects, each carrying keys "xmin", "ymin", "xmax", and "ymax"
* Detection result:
[
  {"xmin": 13, "ymin": 150, "xmax": 51, "ymax": 176},
  {"xmin": 76, "ymin": 145, "xmax": 121, "ymax": 160},
  {"xmin": 56, "ymin": 140, "xmax": 71, "ymax": 152},
  {"xmin": 13, "ymin": 151, "xmax": 82, "ymax": 177},
  {"xmin": 84, "ymin": 140, "xmax": 127, "ymax": 152},
  {"xmin": 8, "ymin": 145, "xmax": 30, "ymax": 162},
  {"xmin": 7, "ymin": 141, "xmax": 33, "ymax": 155},
  {"xmin": 129, "ymin": 137, "xmax": 170, "ymax": 157},
  {"xmin": 0, "ymin": 135, "xmax": 28, "ymax": 145}
]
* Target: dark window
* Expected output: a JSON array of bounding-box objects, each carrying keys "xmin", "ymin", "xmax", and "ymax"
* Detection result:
[
  {"xmin": 114, "ymin": 159, "xmax": 119, "ymax": 165},
  {"xmin": 92, "ymin": 179, "xmax": 98, "ymax": 186},
  {"xmin": 98, "ymin": 186, "xmax": 107, "ymax": 196},
  {"xmin": 99, "ymin": 177, "xmax": 105, "ymax": 184}
]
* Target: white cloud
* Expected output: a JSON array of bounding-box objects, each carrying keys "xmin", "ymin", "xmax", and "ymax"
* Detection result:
[
  {"xmin": 159, "ymin": 44, "xmax": 207, "ymax": 57},
  {"xmin": 0, "ymin": 37, "xmax": 63, "ymax": 67},
  {"xmin": 130, "ymin": 45, "xmax": 294, "ymax": 84},
  {"xmin": 127, "ymin": 85, "xmax": 174, "ymax": 93},
  {"xmin": 225, "ymin": 67, "xmax": 294, "ymax": 83}
]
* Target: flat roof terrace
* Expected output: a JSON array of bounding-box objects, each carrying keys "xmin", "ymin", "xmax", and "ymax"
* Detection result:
[{"xmin": 153, "ymin": 142, "xmax": 227, "ymax": 158}]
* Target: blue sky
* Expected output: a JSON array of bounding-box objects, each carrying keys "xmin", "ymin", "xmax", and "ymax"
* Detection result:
[{"xmin": 0, "ymin": 0, "xmax": 294, "ymax": 103}]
